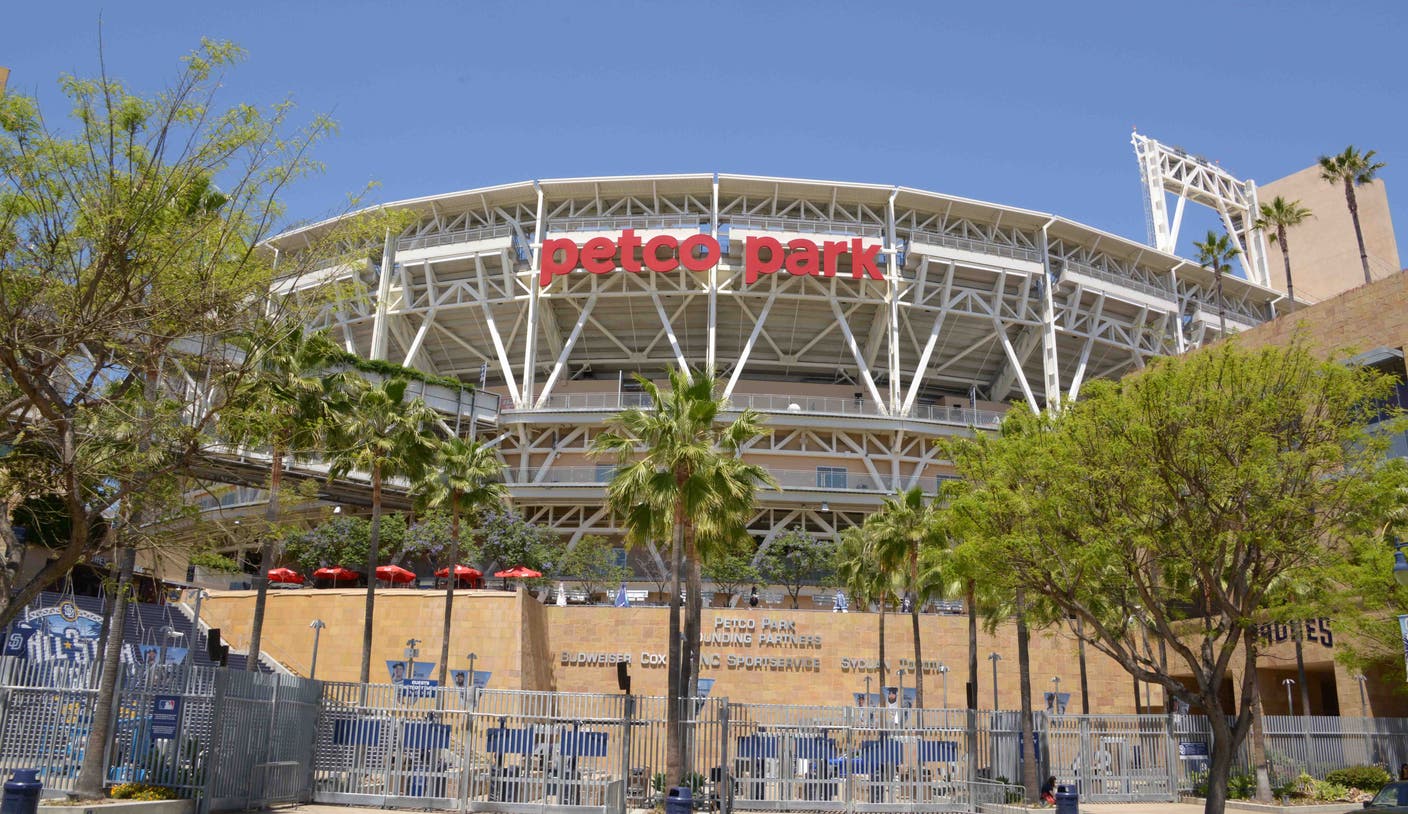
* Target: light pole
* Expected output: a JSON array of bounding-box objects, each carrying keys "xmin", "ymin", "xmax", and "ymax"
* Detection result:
[
  {"xmin": 988, "ymin": 652, "xmax": 1002, "ymax": 710},
  {"xmin": 1050, "ymin": 676, "xmax": 1062, "ymax": 715},
  {"xmin": 308, "ymin": 620, "xmax": 326, "ymax": 679},
  {"xmin": 938, "ymin": 663, "xmax": 950, "ymax": 709},
  {"xmin": 191, "ymin": 589, "xmax": 209, "ymax": 653},
  {"xmin": 864, "ymin": 674, "xmax": 872, "ymax": 706},
  {"xmin": 1282, "ymin": 678, "xmax": 1296, "ymax": 715},
  {"xmin": 1355, "ymin": 673, "xmax": 1368, "ymax": 718},
  {"xmin": 405, "ymin": 638, "xmax": 421, "ymax": 680},
  {"xmin": 896, "ymin": 667, "xmax": 908, "ymax": 724}
]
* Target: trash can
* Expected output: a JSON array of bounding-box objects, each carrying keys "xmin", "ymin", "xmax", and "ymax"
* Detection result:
[
  {"xmin": 2, "ymin": 770, "xmax": 41, "ymax": 814},
  {"xmin": 1055, "ymin": 784, "xmax": 1078, "ymax": 814},
  {"xmin": 665, "ymin": 785, "xmax": 693, "ymax": 814}
]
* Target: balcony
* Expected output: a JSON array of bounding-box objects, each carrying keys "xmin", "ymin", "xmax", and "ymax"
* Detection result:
[
  {"xmin": 503, "ymin": 465, "xmax": 959, "ymax": 496},
  {"xmin": 508, "ymin": 391, "xmax": 1004, "ymax": 428}
]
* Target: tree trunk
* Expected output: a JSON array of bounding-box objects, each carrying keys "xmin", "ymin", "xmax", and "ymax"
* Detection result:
[
  {"xmin": 683, "ymin": 531, "xmax": 704, "ymax": 784},
  {"xmin": 75, "ymin": 544, "xmax": 134, "ymax": 798},
  {"xmin": 910, "ymin": 550, "xmax": 923, "ymax": 708},
  {"xmin": 966, "ymin": 579, "xmax": 979, "ymax": 789},
  {"xmin": 1215, "ymin": 266, "xmax": 1227, "ymax": 337},
  {"xmin": 360, "ymin": 462, "xmax": 382, "ymax": 685},
  {"xmin": 1294, "ymin": 627, "xmax": 1311, "ymax": 716},
  {"xmin": 1278, "ymin": 225, "xmax": 1295, "ymax": 301},
  {"xmin": 247, "ymin": 438, "xmax": 284, "ymax": 670},
  {"xmin": 878, "ymin": 597, "xmax": 887, "ymax": 690},
  {"xmin": 1076, "ymin": 616, "xmax": 1091, "ymax": 714},
  {"xmin": 1015, "ymin": 590, "xmax": 1038, "ymax": 802},
  {"xmin": 1204, "ymin": 710, "xmax": 1236, "ymax": 814},
  {"xmin": 438, "ymin": 497, "xmax": 461, "ymax": 686},
  {"xmin": 665, "ymin": 493, "xmax": 686, "ymax": 787},
  {"xmin": 1345, "ymin": 179, "xmax": 1372, "ymax": 284},
  {"xmin": 1247, "ymin": 640, "xmax": 1273, "ymax": 802}
]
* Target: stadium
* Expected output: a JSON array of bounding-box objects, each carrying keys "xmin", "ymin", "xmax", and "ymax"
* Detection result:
[{"xmin": 215, "ymin": 170, "xmax": 1288, "ymax": 565}]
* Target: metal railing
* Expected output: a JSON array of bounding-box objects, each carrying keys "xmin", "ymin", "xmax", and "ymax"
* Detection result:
[
  {"xmin": 397, "ymin": 223, "xmax": 513, "ymax": 252},
  {"xmin": 726, "ymin": 214, "xmax": 884, "ymax": 239},
  {"xmin": 504, "ymin": 465, "xmax": 957, "ymax": 495},
  {"xmin": 512, "ymin": 391, "xmax": 1004, "ymax": 427},
  {"xmin": 907, "ymin": 229, "xmax": 1043, "ymax": 263},
  {"xmin": 548, "ymin": 215, "xmax": 704, "ymax": 233}
]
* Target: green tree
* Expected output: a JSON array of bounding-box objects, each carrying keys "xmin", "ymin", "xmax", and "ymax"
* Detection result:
[
  {"xmin": 416, "ymin": 436, "xmax": 505, "ymax": 684},
  {"xmin": 761, "ymin": 527, "xmax": 834, "ymax": 609},
  {"xmin": 479, "ymin": 507, "xmax": 558, "ymax": 575},
  {"xmin": 1253, "ymin": 197, "xmax": 1313, "ymax": 302},
  {"xmin": 591, "ymin": 367, "xmax": 772, "ymax": 786},
  {"xmin": 559, "ymin": 535, "xmax": 631, "ymax": 604},
  {"xmin": 1194, "ymin": 230, "xmax": 1240, "ymax": 338},
  {"xmin": 703, "ymin": 552, "xmax": 760, "ymax": 606},
  {"xmin": 1319, "ymin": 146, "xmax": 1387, "ymax": 285},
  {"xmin": 834, "ymin": 520, "xmax": 895, "ymax": 688},
  {"xmin": 222, "ymin": 324, "xmax": 345, "ymax": 669},
  {"xmin": 870, "ymin": 487, "xmax": 945, "ymax": 708},
  {"xmin": 328, "ymin": 377, "xmax": 437, "ymax": 684},
  {"xmin": 945, "ymin": 340, "xmax": 1406, "ymax": 814}
]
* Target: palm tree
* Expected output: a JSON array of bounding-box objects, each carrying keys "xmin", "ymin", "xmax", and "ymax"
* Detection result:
[
  {"xmin": 328, "ymin": 377, "xmax": 438, "ymax": 684},
  {"xmin": 835, "ymin": 522, "xmax": 892, "ymax": 690},
  {"xmin": 591, "ymin": 367, "xmax": 772, "ymax": 786},
  {"xmin": 224, "ymin": 324, "xmax": 343, "ymax": 669},
  {"xmin": 417, "ymin": 436, "xmax": 505, "ymax": 686},
  {"xmin": 1194, "ymin": 231, "xmax": 1241, "ymax": 338},
  {"xmin": 1319, "ymin": 146, "xmax": 1387, "ymax": 285},
  {"xmin": 1253, "ymin": 197, "xmax": 1313, "ymax": 302},
  {"xmin": 872, "ymin": 486, "xmax": 951, "ymax": 708}
]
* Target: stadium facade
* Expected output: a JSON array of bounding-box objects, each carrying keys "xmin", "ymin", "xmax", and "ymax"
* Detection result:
[{"xmin": 247, "ymin": 173, "xmax": 1289, "ymax": 572}]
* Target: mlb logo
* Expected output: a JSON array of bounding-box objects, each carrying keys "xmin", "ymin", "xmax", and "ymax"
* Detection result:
[{"xmin": 159, "ymin": 700, "xmax": 176, "ymax": 712}]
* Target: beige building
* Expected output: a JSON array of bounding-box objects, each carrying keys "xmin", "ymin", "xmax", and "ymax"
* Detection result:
[{"xmin": 1258, "ymin": 164, "xmax": 1400, "ymax": 304}]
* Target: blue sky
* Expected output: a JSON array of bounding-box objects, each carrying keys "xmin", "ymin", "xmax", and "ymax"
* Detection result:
[{"xmin": 4, "ymin": 0, "xmax": 1404, "ymax": 262}]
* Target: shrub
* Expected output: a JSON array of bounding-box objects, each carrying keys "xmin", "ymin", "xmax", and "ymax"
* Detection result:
[
  {"xmin": 1325, "ymin": 765, "xmax": 1393, "ymax": 792},
  {"xmin": 1227, "ymin": 772, "xmax": 1256, "ymax": 800},
  {"xmin": 110, "ymin": 782, "xmax": 177, "ymax": 801}
]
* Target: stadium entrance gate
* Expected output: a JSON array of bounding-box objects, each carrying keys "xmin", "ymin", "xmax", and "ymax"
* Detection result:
[{"xmin": 1042, "ymin": 715, "xmax": 1176, "ymax": 802}]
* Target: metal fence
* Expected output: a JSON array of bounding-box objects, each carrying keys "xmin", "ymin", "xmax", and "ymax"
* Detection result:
[{"xmin": 7, "ymin": 653, "xmax": 1408, "ymax": 814}]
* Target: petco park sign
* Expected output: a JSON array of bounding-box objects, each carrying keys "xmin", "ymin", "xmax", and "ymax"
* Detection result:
[{"xmin": 539, "ymin": 229, "xmax": 885, "ymax": 288}]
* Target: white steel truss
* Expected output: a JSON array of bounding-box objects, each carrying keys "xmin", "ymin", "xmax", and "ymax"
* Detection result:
[{"xmin": 1132, "ymin": 130, "xmax": 1271, "ymax": 287}]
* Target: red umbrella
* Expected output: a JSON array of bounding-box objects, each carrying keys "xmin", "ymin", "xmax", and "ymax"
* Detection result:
[
  {"xmin": 375, "ymin": 564, "xmax": 416, "ymax": 584},
  {"xmin": 313, "ymin": 567, "xmax": 361, "ymax": 583},
  {"xmin": 435, "ymin": 565, "xmax": 483, "ymax": 579},
  {"xmin": 493, "ymin": 565, "xmax": 543, "ymax": 579},
  {"xmin": 267, "ymin": 567, "xmax": 304, "ymax": 584}
]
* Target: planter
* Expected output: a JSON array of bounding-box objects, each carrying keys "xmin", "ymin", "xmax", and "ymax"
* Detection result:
[{"xmin": 40, "ymin": 799, "xmax": 194, "ymax": 814}]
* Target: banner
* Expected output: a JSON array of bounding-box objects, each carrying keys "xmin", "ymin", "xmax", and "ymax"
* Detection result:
[
  {"xmin": 151, "ymin": 695, "xmax": 182, "ymax": 740},
  {"xmin": 386, "ymin": 660, "xmax": 435, "ymax": 684},
  {"xmin": 1399, "ymin": 615, "xmax": 1408, "ymax": 681}
]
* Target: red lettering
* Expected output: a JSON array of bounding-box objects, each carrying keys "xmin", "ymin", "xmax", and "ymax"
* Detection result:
[
  {"xmin": 581, "ymin": 237, "xmax": 616, "ymax": 275},
  {"xmin": 644, "ymin": 235, "xmax": 679, "ymax": 272},
  {"xmin": 785, "ymin": 239, "xmax": 818, "ymax": 276},
  {"xmin": 680, "ymin": 234, "xmax": 721, "ymax": 272},
  {"xmin": 745, "ymin": 237, "xmax": 784, "ymax": 284},
  {"xmin": 822, "ymin": 240, "xmax": 847, "ymax": 277},
  {"xmin": 851, "ymin": 238, "xmax": 882, "ymax": 280},
  {"xmin": 540, "ymin": 238, "xmax": 579, "ymax": 286},
  {"xmin": 620, "ymin": 229, "xmax": 642, "ymax": 272}
]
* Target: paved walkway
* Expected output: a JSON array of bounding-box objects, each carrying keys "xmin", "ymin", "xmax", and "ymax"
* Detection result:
[{"xmin": 279, "ymin": 803, "xmax": 1214, "ymax": 814}]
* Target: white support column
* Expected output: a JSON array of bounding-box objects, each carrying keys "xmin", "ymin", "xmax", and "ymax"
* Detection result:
[
  {"xmin": 401, "ymin": 309, "xmax": 437, "ymax": 368},
  {"xmin": 708, "ymin": 173, "xmax": 719, "ymax": 374},
  {"xmin": 650, "ymin": 291, "xmax": 691, "ymax": 377},
  {"xmin": 900, "ymin": 260, "xmax": 955, "ymax": 415},
  {"xmin": 369, "ymin": 230, "xmax": 395, "ymax": 361},
  {"xmin": 522, "ymin": 182, "xmax": 545, "ymax": 408},
  {"xmin": 1066, "ymin": 293, "xmax": 1103, "ymax": 403},
  {"xmin": 830, "ymin": 298, "xmax": 889, "ymax": 415},
  {"xmin": 534, "ymin": 293, "xmax": 598, "ymax": 408},
  {"xmin": 993, "ymin": 316, "xmax": 1040, "ymax": 415},
  {"xmin": 723, "ymin": 289, "xmax": 779, "ymax": 400},
  {"xmin": 1039, "ymin": 220, "xmax": 1062, "ymax": 412},
  {"xmin": 475, "ymin": 254, "xmax": 522, "ymax": 405},
  {"xmin": 1170, "ymin": 262, "xmax": 1189, "ymax": 354},
  {"xmin": 886, "ymin": 188, "xmax": 901, "ymax": 414}
]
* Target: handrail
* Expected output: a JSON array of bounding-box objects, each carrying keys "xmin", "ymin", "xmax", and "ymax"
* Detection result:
[{"xmin": 509, "ymin": 391, "xmax": 1004, "ymax": 427}]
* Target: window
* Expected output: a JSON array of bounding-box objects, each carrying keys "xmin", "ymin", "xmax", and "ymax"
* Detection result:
[{"xmin": 816, "ymin": 466, "xmax": 848, "ymax": 489}]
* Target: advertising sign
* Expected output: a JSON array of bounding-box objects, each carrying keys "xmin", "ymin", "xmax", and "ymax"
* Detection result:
[{"xmin": 151, "ymin": 695, "xmax": 182, "ymax": 740}]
